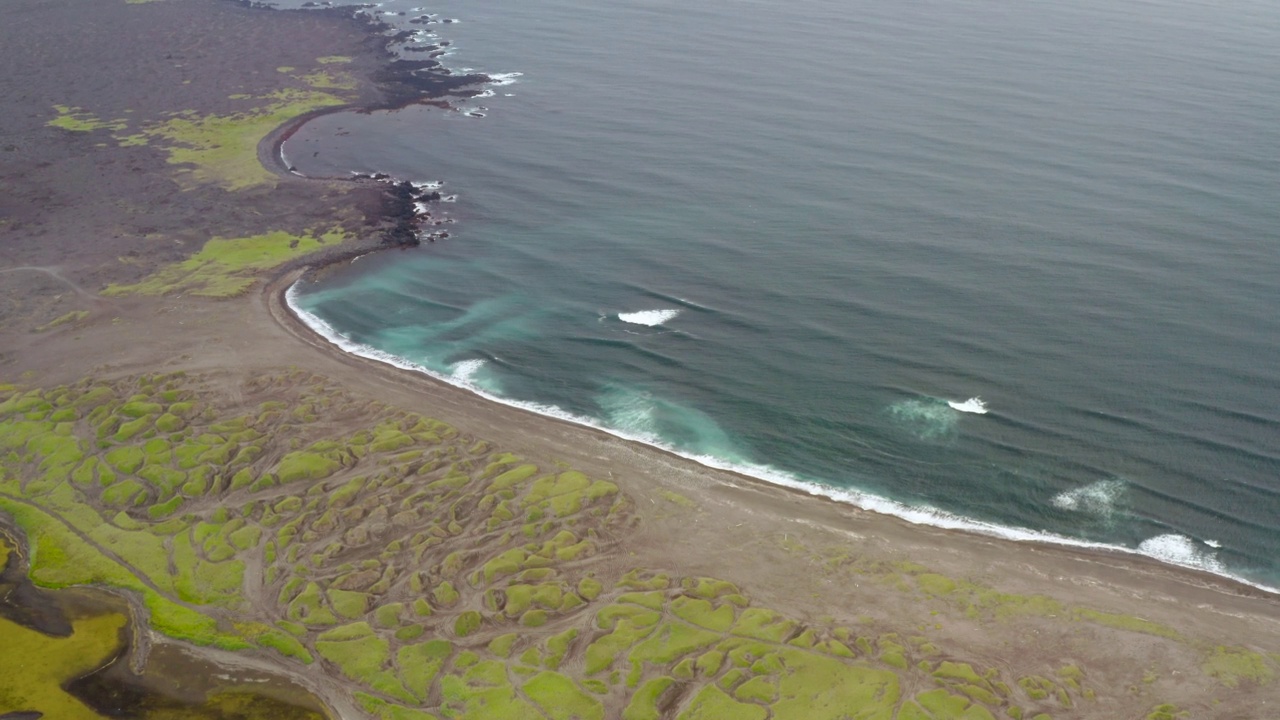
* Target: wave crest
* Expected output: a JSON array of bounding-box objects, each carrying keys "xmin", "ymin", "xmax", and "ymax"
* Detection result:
[
  {"xmin": 947, "ymin": 397, "xmax": 988, "ymax": 414},
  {"xmin": 618, "ymin": 309, "xmax": 680, "ymax": 326}
]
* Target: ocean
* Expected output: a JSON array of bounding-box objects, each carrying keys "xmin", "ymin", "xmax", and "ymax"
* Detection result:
[{"xmin": 278, "ymin": 0, "xmax": 1280, "ymax": 588}]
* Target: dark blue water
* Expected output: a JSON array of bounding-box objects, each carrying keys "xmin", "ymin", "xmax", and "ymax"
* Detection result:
[{"xmin": 283, "ymin": 0, "xmax": 1280, "ymax": 587}]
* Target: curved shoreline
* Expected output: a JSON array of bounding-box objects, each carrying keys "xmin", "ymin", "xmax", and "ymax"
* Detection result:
[
  {"xmin": 254, "ymin": 102, "xmax": 1280, "ymax": 600},
  {"xmin": 264, "ymin": 269, "xmax": 1280, "ymax": 604}
]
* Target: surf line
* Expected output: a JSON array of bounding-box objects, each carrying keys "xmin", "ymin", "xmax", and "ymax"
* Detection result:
[{"xmin": 279, "ymin": 285, "xmax": 1278, "ymax": 598}]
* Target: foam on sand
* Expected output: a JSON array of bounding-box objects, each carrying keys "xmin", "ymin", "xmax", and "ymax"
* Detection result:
[
  {"xmin": 618, "ymin": 309, "xmax": 680, "ymax": 326},
  {"xmin": 947, "ymin": 397, "xmax": 988, "ymax": 414},
  {"xmin": 1138, "ymin": 534, "xmax": 1226, "ymax": 574}
]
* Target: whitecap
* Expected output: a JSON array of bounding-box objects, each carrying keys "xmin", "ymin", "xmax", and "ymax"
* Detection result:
[
  {"xmin": 1051, "ymin": 479, "xmax": 1125, "ymax": 520},
  {"xmin": 488, "ymin": 72, "xmax": 524, "ymax": 86},
  {"xmin": 618, "ymin": 309, "xmax": 680, "ymax": 326},
  {"xmin": 1204, "ymin": 539, "xmax": 1222, "ymax": 548},
  {"xmin": 887, "ymin": 398, "xmax": 958, "ymax": 441},
  {"xmin": 947, "ymin": 397, "xmax": 988, "ymax": 414}
]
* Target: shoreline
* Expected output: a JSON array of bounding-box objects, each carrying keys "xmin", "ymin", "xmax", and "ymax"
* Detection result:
[
  {"xmin": 4, "ymin": 0, "xmax": 1280, "ymax": 715},
  {"xmin": 267, "ymin": 269, "xmax": 1280, "ymax": 605}
]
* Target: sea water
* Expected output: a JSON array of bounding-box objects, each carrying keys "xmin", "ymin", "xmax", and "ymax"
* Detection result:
[{"xmin": 280, "ymin": 0, "xmax": 1280, "ymax": 588}]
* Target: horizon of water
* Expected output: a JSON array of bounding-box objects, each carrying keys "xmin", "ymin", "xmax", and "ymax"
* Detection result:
[{"xmin": 280, "ymin": 0, "xmax": 1280, "ymax": 590}]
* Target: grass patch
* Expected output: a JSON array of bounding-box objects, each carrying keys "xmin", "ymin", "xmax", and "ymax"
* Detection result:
[
  {"xmin": 103, "ymin": 229, "xmax": 345, "ymax": 298},
  {"xmin": 35, "ymin": 310, "xmax": 89, "ymax": 332},
  {"xmin": 523, "ymin": 671, "xmax": 604, "ymax": 720},
  {"xmin": 140, "ymin": 90, "xmax": 344, "ymax": 190},
  {"xmin": 47, "ymin": 105, "xmax": 126, "ymax": 132},
  {"xmin": 0, "ymin": 612, "xmax": 127, "ymax": 719},
  {"xmin": 1202, "ymin": 645, "xmax": 1275, "ymax": 687}
]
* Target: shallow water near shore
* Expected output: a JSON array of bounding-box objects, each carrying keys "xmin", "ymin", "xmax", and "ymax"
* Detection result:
[{"xmin": 287, "ymin": 0, "xmax": 1280, "ymax": 587}]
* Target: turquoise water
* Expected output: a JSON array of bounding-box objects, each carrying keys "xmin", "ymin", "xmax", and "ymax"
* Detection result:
[{"xmin": 283, "ymin": 0, "xmax": 1280, "ymax": 586}]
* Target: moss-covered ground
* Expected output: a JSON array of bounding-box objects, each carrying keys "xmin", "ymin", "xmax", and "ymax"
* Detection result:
[
  {"xmin": 0, "ymin": 371, "xmax": 1274, "ymax": 719},
  {"xmin": 102, "ymin": 228, "xmax": 348, "ymax": 298}
]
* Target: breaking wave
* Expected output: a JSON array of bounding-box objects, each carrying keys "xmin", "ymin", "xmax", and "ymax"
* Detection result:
[
  {"xmin": 1051, "ymin": 479, "xmax": 1126, "ymax": 521},
  {"xmin": 947, "ymin": 397, "xmax": 988, "ymax": 414},
  {"xmin": 287, "ymin": 283, "xmax": 1279, "ymax": 596},
  {"xmin": 618, "ymin": 309, "xmax": 680, "ymax": 326}
]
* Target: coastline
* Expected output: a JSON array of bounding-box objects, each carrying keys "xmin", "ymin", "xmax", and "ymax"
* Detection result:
[
  {"xmin": 2, "ymin": 0, "xmax": 1280, "ymax": 716},
  {"xmin": 276, "ymin": 274, "xmax": 1280, "ymax": 601}
]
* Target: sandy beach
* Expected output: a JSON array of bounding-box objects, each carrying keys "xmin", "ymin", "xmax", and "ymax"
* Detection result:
[{"xmin": 3, "ymin": 0, "xmax": 1280, "ymax": 718}]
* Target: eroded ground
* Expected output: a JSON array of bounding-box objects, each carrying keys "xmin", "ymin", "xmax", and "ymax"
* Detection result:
[{"xmin": 2, "ymin": 371, "xmax": 1277, "ymax": 719}]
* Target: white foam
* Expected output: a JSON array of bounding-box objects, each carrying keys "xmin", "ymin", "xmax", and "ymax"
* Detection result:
[
  {"xmin": 947, "ymin": 397, "xmax": 988, "ymax": 414},
  {"xmin": 618, "ymin": 309, "xmax": 680, "ymax": 326},
  {"xmin": 450, "ymin": 358, "xmax": 486, "ymax": 384},
  {"xmin": 1138, "ymin": 534, "xmax": 1226, "ymax": 574},
  {"xmin": 1204, "ymin": 539, "xmax": 1222, "ymax": 548},
  {"xmin": 285, "ymin": 281, "xmax": 1280, "ymax": 596},
  {"xmin": 411, "ymin": 180, "xmax": 443, "ymax": 190},
  {"xmin": 1051, "ymin": 479, "xmax": 1125, "ymax": 519},
  {"xmin": 888, "ymin": 398, "xmax": 959, "ymax": 440},
  {"xmin": 488, "ymin": 72, "xmax": 523, "ymax": 86}
]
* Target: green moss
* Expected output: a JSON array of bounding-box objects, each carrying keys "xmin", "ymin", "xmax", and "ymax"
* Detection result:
[
  {"xmin": 630, "ymin": 621, "xmax": 722, "ymax": 666},
  {"xmin": 326, "ymin": 589, "xmax": 370, "ymax": 619},
  {"xmin": 934, "ymin": 661, "xmax": 987, "ymax": 685},
  {"xmin": 315, "ymin": 631, "xmax": 412, "ymax": 703},
  {"xmin": 0, "ymin": 612, "xmax": 127, "ymax": 719},
  {"xmin": 1146, "ymin": 703, "xmax": 1185, "ymax": 720},
  {"xmin": 623, "ymin": 677, "xmax": 675, "ymax": 720},
  {"xmin": 253, "ymin": 628, "xmax": 315, "ymax": 664},
  {"xmin": 397, "ymin": 639, "xmax": 452, "ymax": 700},
  {"xmin": 103, "ymin": 229, "xmax": 345, "ymax": 298},
  {"xmin": 104, "ymin": 446, "xmax": 145, "ymax": 474},
  {"xmin": 523, "ymin": 671, "xmax": 604, "ymax": 720},
  {"xmin": 147, "ymin": 494, "xmax": 184, "ymax": 518},
  {"xmin": 490, "ymin": 464, "xmax": 539, "ymax": 489},
  {"xmin": 682, "ymin": 576, "xmax": 738, "ymax": 599},
  {"xmin": 139, "ymin": 91, "xmax": 345, "ymax": 191},
  {"xmin": 227, "ymin": 524, "xmax": 262, "ymax": 551},
  {"xmin": 585, "ymin": 617, "xmax": 657, "ymax": 675},
  {"xmin": 917, "ymin": 573, "xmax": 958, "ymax": 596},
  {"xmin": 1202, "ymin": 645, "xmax": 1275, "ymax": 687},
  {"xmin": 1072, "ymin": 608, "xmax": 1182, "ymax": 640},
  {"xmin": 618, "ymin": 590, "xmax": 665, "ymax": 611},
  {"xmin": 47, "ymin": 104, "xmax": 127, "ymax": 132},
  {"xmin": 732, "ymin": 607, "xmax": 796, "ymax": 642},
  {"xmin": 578, "ymin": 577, "xmax": 603, "ymax": 601},
  {"xmin": 354, "ymin": 693, "xmax": 440, "ymax": 720},
  {"xmin": 376, "ymin": 602, "xmax": 405, "ymax": 628},
  {"xmin": 275, "ymin": 451, "xmax": 342, "ymax": 484},
  {"xmin": 35, "ymin": 310, "xmax": 90, "ymax": 332},
  {"xmin": 454, "ymin": 610, "xmax": 482, "ymax": 637},
  {"xmin": 489, "ymin": 633, "xmax": 519, "ymax": 658},
  {"xmin": 678, "ymin": 685, "xmax": 767, "ymax": 720},
  {"xmin": 672, "ymin": 596, "xmax": 736, "ymax": 632},
  {"xmin": 543, "ymin": 628, "xmax": 578, "ymax": 670},
  {"xmin": 734, "ymin": 675, "xmax": 778, "ymax": 704},
  {"xmin": 770, "ymin": 648, "xmax": 902, "ymax": 720},
  {"xmin": 433, "ymin": 581, "xmax": 460, "ymax": 607}
]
